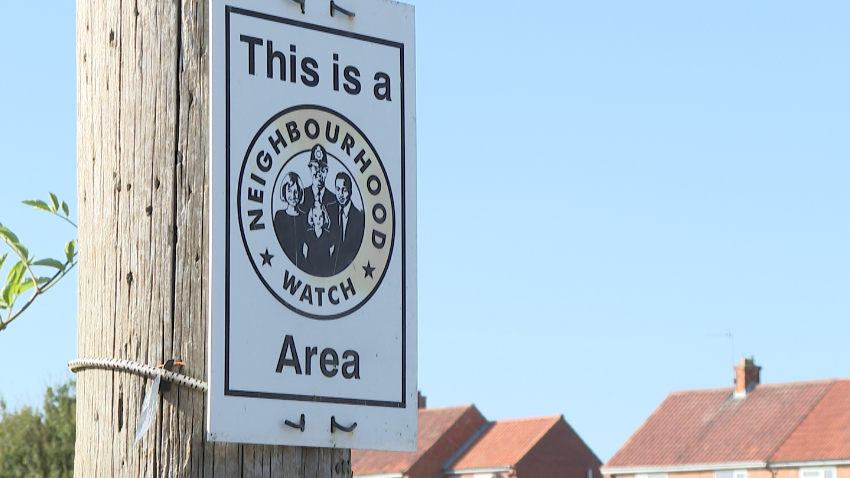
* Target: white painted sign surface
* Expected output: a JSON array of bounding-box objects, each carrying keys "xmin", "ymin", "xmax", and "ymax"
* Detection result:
[{"xmin": 208, "ymin": 0, "xmax": 416, "ymax": 451}]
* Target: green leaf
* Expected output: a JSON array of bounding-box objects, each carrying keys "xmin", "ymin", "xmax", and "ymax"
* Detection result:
[
  {"xmin": 19, "ymin": 278, "xmax": 35, "ymax": 294},
  {"xmin": 11, "ymin": 243, "xmax": 29, "ymax": 261},
  {"xmin": 22, "ymin": 199, "xmax": 52, "ymax": 212},
  {"xmin": 0, "ymin": 253, "xmax": 7, "ymax": 272},
  {"xmin": 33, "ymin": 258, "xmax": 65, "ymax": 270},
  {"xmin": 7, "ymin": 261, "xmax": 25, "ymax": 287},
  {"xmin": 2, "ymin": 262, "xmax": 27, "ymax": 307},
  {"xmin": 49, "ymin": 193, "xmax": 60, "ymax": 212},
  {"xmin": 19, "ymin": 277, "xmax": 50, "ymax": 293},
  {"xmin": 65, "ymin": 240, "xmax": 76, "ymax": 264},
  {"xmin": 62, "ymin": 201, "xmax": 70, "ymax": 217},
  {"xmin": 0, "ymin": 226, "xmax": 20, "ymax": 245},
  {"xmin": 1, "ymin": 280, "xmax": 17, "ymax": 307}
]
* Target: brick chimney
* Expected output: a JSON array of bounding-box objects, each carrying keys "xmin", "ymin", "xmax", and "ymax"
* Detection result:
[
  {"xmin": 418, "ymin": 391, "xmax": 427, "ymax": 409},
  {"xmin": 734, "ymin": 356, "xmax": 761, "ymax": 398}
]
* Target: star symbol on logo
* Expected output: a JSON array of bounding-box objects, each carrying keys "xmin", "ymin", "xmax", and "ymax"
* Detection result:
[
  {"xmin": 260, "ymin": 249, "xmax": 274, "ymax": 266},
  {"xmin": 362, "ymin": 261, "xmax": 375, "ymax": 278}
]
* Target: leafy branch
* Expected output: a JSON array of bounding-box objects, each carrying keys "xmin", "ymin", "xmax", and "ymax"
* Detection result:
[{"xmin": 0, "ymin": 193, "xmax": 77, "ymax": 332}]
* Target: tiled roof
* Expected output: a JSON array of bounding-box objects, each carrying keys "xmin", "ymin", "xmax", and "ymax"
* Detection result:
[
  {"xmin": 352, "ymin": 405, "xmax": 484, "ymax": 476},
  {"xmin": 605, "ymin": 379, "xmax": 850, "ymax": 469},
  {"xmin": 447, "ymin": 415, "xmax": 562, "ymax": 471},
  {"xmin": 771, "ymin": 380, "xmax": 850, "ymax": 462}
]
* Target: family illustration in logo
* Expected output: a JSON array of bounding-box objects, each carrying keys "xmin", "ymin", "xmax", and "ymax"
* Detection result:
[
  {"xmin": 239, "ymin": 106, "xmax": 396, "ymax": 318},
  {"xmin": 273, "ymin": 144, "xmax": 365, "ymax": 277}
]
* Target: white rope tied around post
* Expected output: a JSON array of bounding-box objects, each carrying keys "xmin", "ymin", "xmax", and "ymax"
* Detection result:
[{"xmin": 68, "ymin": 357, "xmax": 208, "ymax": 392}]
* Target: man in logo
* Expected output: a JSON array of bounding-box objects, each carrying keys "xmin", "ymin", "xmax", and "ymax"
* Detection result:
[
  {"xmin": 332, "ymin": 171, "xmax": 365, "ymax": 274},
  {"xmin": 301, "ymin": 144, "xmax": 336, "ymax": 213}
]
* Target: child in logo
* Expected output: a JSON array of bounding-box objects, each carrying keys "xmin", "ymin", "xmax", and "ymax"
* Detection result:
[
  {"xmin": 273, "ymin": 172, "xmax": 307, "ymax": 267},
  {"xmin": 302, "ymin": 203, "xmax": 336, "ymax": 277}
]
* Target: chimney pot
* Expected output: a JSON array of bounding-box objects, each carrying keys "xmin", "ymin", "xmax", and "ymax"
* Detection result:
[
  {"xmin": 734, "ymin": 356, "xmax": 761, "ymax": 398},
  {"xmin": 418, "ymin": 391, "xmax": 427, "ymax": 409}
]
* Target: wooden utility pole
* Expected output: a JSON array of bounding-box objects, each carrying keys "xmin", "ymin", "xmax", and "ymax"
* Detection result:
[{"xmin": 75, "ymin": 1, "xmax": 351, "ymax": 475}]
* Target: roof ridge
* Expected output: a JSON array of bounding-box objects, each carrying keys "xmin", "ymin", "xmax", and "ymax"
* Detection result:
[
  {"xmin": 419, "ymin": 404, "xmax": 476, "ymax": 412},
  {"xmin": 669, "ymin": 387, "xmax": 733, "ymax": 395},
  {"xmin": 758, "ymin": 378, "xmax": 840, "ymax": 387},
  {"xmin": 490, "ymin": 414, "xmax": 562, "ymax": 423},
  {"xmin": 668, "ymin": 377, "xmax": 845, "ymax": 396},
  {"xmin": 766, "ymin": 380, "xmax": 836, "ymax": 462}
]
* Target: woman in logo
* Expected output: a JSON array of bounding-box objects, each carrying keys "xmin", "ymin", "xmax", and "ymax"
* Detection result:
[
  {"xmin": 273, "ymin": 172, "xmax": 307, "ymax": 266},
  {"xmin": 301, "ymin": 203, "xmax": 337, "ymax": 277}
]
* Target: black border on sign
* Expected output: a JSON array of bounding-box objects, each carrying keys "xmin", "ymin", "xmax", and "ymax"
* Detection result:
[{"xmin": 224, "ymin": 6, "xmax": 407, "ymax": 409}]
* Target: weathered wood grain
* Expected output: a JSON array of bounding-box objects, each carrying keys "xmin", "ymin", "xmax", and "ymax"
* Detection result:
[{"xmin": 76, "ymin": 1, "xmax": 352, "ymax": 476}]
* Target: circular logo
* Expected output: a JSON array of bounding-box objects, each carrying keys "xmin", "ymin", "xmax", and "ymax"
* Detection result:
[{"xmin": 238, "ymin": 105, "xmax": 395, "ymax": 320}]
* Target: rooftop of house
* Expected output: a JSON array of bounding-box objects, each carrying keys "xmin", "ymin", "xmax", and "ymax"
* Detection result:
[
  {"xmin": 353, "ymin": 404, "xmax": 599, "ymax": 478},
  {"xmin": 604, "ymin": 360, "xmax": 850, "ymax": 471},
  {"xmin": 446, "ymin": 415, "xmax": 564, "ymax": 472},
  {"xmin": 352, "ymin": 404, "xmax": 486, "ymax": 476}
]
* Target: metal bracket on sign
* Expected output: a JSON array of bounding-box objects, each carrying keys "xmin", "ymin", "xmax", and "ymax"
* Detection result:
[
  {"xmin": 284, "ymin": 414, "xmax": 306, "ymax": 432},
  {"xmin": 330, "ymin": 416, "xmax": 357, "ymax": 433},
  {"xmin": 330, "ymin": 1, "xmax": 355, "ymax": 18}
]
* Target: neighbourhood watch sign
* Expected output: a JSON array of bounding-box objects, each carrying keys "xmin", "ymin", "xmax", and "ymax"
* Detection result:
[{"xmin": 208, "ymin": 0, "xmax": 417, "ymax": 452}]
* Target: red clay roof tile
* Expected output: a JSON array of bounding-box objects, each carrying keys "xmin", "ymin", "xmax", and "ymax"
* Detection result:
[
  {"xmin": 447, "ymin": 415, "xmax": 562, "ymax": 470},
  {"xmin": 771, "ymin": 380, "xmax": 850, "ymax": 462},
  {"xmin": 606, "ymin": 379, "xmax": 846, "ymax": 468}
]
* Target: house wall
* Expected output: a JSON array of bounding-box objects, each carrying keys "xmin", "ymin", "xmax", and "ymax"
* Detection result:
[
  {"xmin": 449, "ymin": 472, "xmax": 510, "ymax": 478},
  {"xmin": 606, "ymin": 465, "xmax": 850, "ymax": 478},
  {"xmin": 516, "ymin": 420, "xmax": 603, "ymax": 478},
  {"xmin": 772, "ymin": 466, "xmax": 850, "ymax": 478}
]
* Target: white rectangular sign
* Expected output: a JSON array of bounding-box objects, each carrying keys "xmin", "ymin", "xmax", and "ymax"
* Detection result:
[{"xmin": 208, "ymin": 0, "xmax": 416, "ymax": 451}]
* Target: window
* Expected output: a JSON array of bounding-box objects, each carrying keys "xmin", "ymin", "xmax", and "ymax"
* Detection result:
[
  {"xmin": 800, "ymin": 468, "xmax": 835, "ymax": 478},
  {"xmin": 715, "ymin": 470, "xmax": 747, "ymax": 478},
  {"xmin": 636, "ymin": 473, "xmax": 668, "ymax": 478}
]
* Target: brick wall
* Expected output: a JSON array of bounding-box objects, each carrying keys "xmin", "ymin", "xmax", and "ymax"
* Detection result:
[
  {"xmin": 516, "ymin": 419, "xmax": 602, "ymax": 478},
  {"xmin": 451, "ymin": 473, "xmax": 510, "ymax": 478},
  {"xmin": 606, "ymin": 465, "xmax": 850, "ymax": 478}
]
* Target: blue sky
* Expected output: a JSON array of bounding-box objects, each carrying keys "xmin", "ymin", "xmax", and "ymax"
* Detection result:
[{"xmin": 0, "ymin": 0, "xmax": 848, "ymax": 461}]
